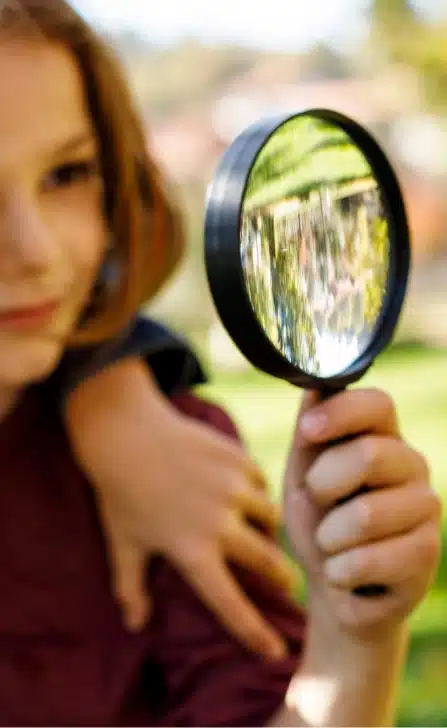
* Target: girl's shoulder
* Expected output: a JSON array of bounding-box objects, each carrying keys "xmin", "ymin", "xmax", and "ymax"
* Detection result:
[{"xmin": 170, "ymin": 390, "xmax": 242, "ymax": 442}]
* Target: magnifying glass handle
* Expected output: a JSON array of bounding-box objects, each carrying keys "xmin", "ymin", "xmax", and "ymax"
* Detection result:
[{"xmin": 320, "ymin": 387, "xmax": 389, "ymax": 599}]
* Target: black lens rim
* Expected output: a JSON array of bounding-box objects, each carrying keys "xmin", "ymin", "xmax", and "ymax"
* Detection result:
[{"xmin": 204, "ymin": 108, "xmax": 410, "ymax": 389}]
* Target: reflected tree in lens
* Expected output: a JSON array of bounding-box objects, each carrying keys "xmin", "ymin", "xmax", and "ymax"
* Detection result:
[{"xmin": 240, "ymin": 114, "xmax": 390, "ymax": 377}]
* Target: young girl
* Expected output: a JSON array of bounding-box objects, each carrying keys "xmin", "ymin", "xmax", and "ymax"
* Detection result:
[{"xmin": 0, "ymin": 1, "xmax": 440, "ymax": 725}]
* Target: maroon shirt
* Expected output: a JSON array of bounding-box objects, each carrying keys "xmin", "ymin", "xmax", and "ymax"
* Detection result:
[{"xmin": 0, "ymin": 387, "xmax": 305, "ymax": 726}]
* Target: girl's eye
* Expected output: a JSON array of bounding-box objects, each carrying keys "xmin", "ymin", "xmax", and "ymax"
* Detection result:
[{"xmin": 43, "ymin": 158, "xmax": 101, "ymax": 190}]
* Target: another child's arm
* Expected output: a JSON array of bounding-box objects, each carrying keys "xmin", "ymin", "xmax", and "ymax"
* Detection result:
[{"xmin": 58, "ymin": 322, "xmax": 295, "ymax": 659}]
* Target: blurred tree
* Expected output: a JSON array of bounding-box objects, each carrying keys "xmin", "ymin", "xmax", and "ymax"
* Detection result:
[
  {"xmin": 369, "ymin": 0, "xmax": 447, "ymax": 111},
  {"xmin": 370, "ymin": 0, "xmax": 416, "ymax": 29}
]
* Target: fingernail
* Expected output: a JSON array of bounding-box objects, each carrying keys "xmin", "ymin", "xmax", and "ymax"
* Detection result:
[{"xmin": 300, "ymin": 410, "xmax": 327, "ymax": 437}]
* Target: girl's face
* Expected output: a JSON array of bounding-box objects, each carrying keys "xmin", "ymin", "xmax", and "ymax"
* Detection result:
[{"xmin": 0, "ymin": 38, "xmax": 107, "ymax": 388}]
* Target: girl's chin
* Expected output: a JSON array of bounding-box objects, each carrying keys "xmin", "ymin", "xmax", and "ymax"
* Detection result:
[{"xmin": 0, "ymin": 338, "xmax": 65, "ymax": 387}]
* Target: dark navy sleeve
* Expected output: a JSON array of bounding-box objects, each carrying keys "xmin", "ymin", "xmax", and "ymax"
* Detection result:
[{"xmin": 48, "ymin": 315, "xmax": 207, "ymax": 407}]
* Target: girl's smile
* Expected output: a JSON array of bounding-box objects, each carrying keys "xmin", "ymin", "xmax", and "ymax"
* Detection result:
[{"xmin": 0, "ymin": 298, "xmax": 61, "ymax": 330}]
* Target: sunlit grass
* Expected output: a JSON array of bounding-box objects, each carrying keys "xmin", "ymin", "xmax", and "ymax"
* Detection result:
[{"xmin": 199, "ymin": 344, "xmax": 447, "ymax": 502}]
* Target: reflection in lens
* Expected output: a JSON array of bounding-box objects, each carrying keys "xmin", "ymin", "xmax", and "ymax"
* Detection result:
[{"xmin": 240, "ymin": 115, "xmax": 390, "ymax": 377}]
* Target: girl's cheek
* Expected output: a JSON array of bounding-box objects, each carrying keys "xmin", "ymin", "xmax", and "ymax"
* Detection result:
[{"xmin": 43, "ymin": 189, "xmax": 108, "ymax": 271}]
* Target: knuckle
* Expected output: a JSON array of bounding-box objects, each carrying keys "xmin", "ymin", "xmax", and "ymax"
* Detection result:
[
  {"xmin": 359, "ymin": 435, "xmax": 380, "ymax": 471},
  {"xmin": 221, "ymin": 515, "xmax": 243, "ymax": 547},
  {"xmin": 218, "ymin": 444, "xmax": 247, "ymax": 473},
  {"xmin": 206, "ymin": 472, "xmax": 235, "ymax": 502},
  {"xmin": 180, "ymin": 545, "xmax": 214, "ymax": 575},
  {"xmin": 231, "ymin": 471, "xmax": 263, "ymax": 498},
  {"xmin": 226, "ymin": 479, "xmax": 255, "ymax": 508}
]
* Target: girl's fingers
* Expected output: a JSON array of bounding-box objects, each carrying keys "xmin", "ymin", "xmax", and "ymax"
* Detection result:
[
  {"xmin": 299, "ymin": 388, "xmax": 400, "ymax": 444},
  {"xmin": 245, "ymin": 458, "xmax": 270, "ymax": 491},
  {"xmin": 108, "ymin": 537, "xmax": 152, "ymax": 631},
  {"xmin": 306, "ymin": 435, "xmax": 429, "ymax": 508},
  {"xmin": 98, "ymin": 497, "xmax": 152, "ymax": 632},
  {"xmin": 233, "ymin": 483, "xmax": 282, "ymax": 531},
  {"xmin": 179, "ymin": 549, "xmax": 288, "ymax": 660},
  {"xmin": 323, "ymin": 519, "xmax": 441, "ymax": 591},
  {"xmin": 316, "ymin": 480, "xmax": 441, "ymax": 555},
  {"xmin": 223, "ymin": 516, "xmax": 296, "ymax": 592}
]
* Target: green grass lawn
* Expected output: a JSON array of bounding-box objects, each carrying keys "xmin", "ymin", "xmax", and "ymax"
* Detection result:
[
  {"xmin": 199, "ymin": 344, "xmax": 447, "ymax": 502},
  {"xmin": 198, "ymin": 344, "xmax": 447, "ymax": 726}
]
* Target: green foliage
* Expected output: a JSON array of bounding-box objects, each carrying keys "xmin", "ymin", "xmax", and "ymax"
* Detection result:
[
  {"xmin": 244, "ymin": 116, "xmax": 371, "ymax": 211},
  {"xmin": 369, "ymin": 0, "xmax": 447, "ymax": 111},
  {"xmin": 363, "ymin": 215, "xmax": 389, "ymax": 326},
  {"xmin": 398, "ymin": 626, "xmax": 447, "ymax": 726}
]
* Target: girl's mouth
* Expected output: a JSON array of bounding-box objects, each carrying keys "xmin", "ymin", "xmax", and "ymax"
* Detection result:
[{"xmin": 0, "ymin": 300, "xmax": 60, "ymax": 330}]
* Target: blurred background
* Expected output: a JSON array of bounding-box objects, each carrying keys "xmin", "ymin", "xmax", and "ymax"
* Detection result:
[{"xmin": 74, "ymin": 1, "xmax": 447, "ymax": 723}]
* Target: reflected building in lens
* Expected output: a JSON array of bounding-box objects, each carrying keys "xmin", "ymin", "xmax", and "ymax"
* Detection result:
[
  {"xmin": 240, "ymin": 214, "xmax": 278, "ymax": 346},
  {"xmin": 241, "ymin": 114, "xmax": 391, "ymax": 378}
]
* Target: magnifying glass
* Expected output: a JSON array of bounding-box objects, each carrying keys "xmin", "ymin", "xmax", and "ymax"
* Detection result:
[{"xmin": 204, "ymin": 109, "xmax": 411, "ymax": 598}]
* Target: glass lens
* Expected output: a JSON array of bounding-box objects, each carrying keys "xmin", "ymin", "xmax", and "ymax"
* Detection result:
[{"xmin": 240, "ymin": 115, "xmax": 390, "ymax": 377}]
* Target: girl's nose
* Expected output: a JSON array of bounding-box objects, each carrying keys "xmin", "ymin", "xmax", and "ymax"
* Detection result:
[{"xmin": 0, "ymin": 193, "xmax": 58, "ymax": 276}]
